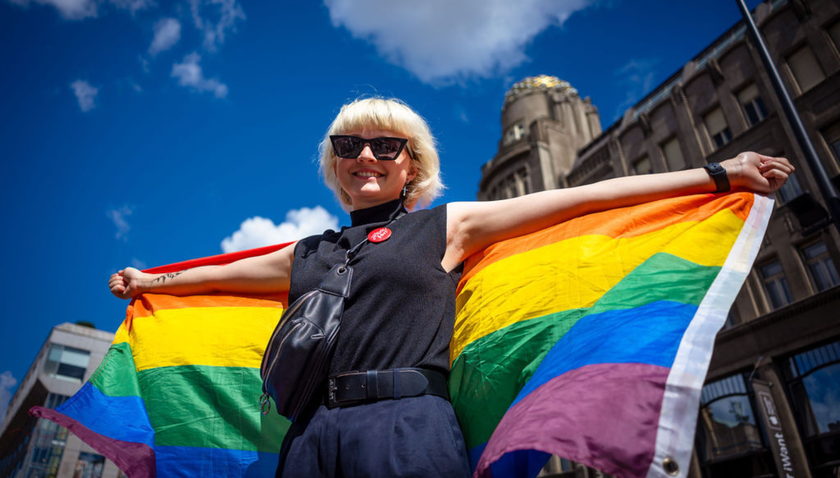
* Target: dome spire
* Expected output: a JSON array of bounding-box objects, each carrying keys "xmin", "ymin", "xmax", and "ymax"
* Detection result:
[{"xmin": 504, "ymin": 75, "xmax": 578, "ymax": 104}]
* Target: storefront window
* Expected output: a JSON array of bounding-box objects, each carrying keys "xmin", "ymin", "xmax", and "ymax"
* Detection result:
[
  {"xmin": 696, "ymin": 374, "xmax": 775, "ymax": 478},
  {"xmin": 783, "ymin": 339, "xmax": 840, "ymax": 478},
  {"xmin": 698, "ymin": 374, "xmax": 764, "ymax": 459}
]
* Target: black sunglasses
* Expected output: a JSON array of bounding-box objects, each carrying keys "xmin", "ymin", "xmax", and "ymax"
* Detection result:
[{"xmin": 330, "ymin": 135, "xmax": 410, "ymax": 161}]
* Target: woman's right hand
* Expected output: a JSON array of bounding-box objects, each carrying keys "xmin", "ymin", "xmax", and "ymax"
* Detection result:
[{"xmin": 109, "ymin": 267, "xmax": 151, "ymax": 300}]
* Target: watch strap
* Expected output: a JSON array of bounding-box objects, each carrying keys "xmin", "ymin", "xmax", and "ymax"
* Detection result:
[{"xmin": 704, "ymin": 162, "xmax": 730, "ymax": 193}]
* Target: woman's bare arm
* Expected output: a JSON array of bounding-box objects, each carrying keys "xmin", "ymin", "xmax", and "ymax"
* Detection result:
[
  {"xmin": 109, "ymin": 243, "xmax": 296, "ymax": 299},
  {"xmin": 443, "ymin": 152, "xmax": 793, "ymax": 271}
]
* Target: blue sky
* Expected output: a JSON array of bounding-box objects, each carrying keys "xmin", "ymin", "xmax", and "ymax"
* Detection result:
[{"xmin": 0, "ymin": 0, "xmax": 764, "ymax": 417}]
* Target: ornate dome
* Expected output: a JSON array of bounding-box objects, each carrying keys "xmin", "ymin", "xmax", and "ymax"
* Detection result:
[{"xmin": 504, "ymin": 75, "xmax": 578, "ymax": 104}]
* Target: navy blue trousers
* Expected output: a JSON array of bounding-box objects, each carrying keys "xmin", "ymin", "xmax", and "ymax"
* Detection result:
[{"xmin": 276, "ymin": 395, "xmax": 471, "ymax": 477}]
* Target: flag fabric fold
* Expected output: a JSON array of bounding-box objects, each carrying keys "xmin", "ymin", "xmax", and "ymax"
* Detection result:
[
  {"xmin": 30, "ymin": 192, "xmax": 772, "ymax": 478},
  {"xmin": 450, "ymin": 192, "xmax": 773, "ymax": 478}
]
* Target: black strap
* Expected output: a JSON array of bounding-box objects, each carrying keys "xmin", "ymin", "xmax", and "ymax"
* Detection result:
[
  {"xmin": 344, "ymin": 208, "xmax": 407, "ymax": 264},
  {"xmin": 704, "ymin": 162, "xmax": 730, "ymax": 193},
  {"xmin": 326, "ymin": 368, "xmax": 448, "ymax": 408},
  {"xmin": 316, "ymin": 206, "xmax": 407, "ymax": 297}
]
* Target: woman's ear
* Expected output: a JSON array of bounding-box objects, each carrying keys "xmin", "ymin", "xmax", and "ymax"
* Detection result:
[{"xmin": 407, "ymin": 168, "xmax": 418, "ymax": 182}]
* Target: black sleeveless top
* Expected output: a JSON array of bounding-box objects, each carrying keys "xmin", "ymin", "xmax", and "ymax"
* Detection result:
[{"xmin": 290, "ymin": 199, "xmax": 462, "ymax": 376}]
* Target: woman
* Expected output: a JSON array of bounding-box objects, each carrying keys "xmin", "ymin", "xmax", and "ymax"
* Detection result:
[{"xmin": 110, "ymin": 97, "xmax": 793, "ymax": 477}]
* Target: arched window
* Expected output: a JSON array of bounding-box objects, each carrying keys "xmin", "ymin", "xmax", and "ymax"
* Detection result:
[{"xmin": 696, "ymin": 373, "xmax": 776, "ymax": 478}]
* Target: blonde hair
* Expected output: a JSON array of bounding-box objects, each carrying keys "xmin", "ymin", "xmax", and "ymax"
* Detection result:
[{"xmin": 319, "ymin": 98, "xmax": 443, "ymax": 210}]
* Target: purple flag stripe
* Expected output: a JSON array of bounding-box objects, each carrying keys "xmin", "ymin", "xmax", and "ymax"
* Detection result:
[
  {"xmin": 29, "ymin": 406, "xmax": 156, "ymax": 478},
  {"xmin": 475, "ymin": 362, "xmax": 670, "ymax": 478}
]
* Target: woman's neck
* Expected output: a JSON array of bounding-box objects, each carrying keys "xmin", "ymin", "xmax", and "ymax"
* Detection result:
[{"xmin": 350, "ymin": 198, "xmax": 405, "ymax": 227}]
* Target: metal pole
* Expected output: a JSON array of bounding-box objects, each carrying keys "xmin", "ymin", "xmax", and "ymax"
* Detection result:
[{"xmin": 736, "ymin": 0, "xmax": 840, "ymax": 233}]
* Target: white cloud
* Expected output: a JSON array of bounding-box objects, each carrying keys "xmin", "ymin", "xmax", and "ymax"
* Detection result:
[
  {"xmin": 139, "ymin": 56, "xmax": 150, "ymax": 73},
  {"xmin": 221, "ymin": 206, "xmax": 339, "ymax": 253},
  {"xmin": 130, "ymin": 258, "xmax": 147, "ymax": 269},
  {"xmin": 613, "ymin": 58, "xmax": 657, "ymax": 120},
  {"xmin": 171, "ymin": 52, "xmax": 228, "ymax": 98},
  {"xmin": 108, "ymin": 0, "xmax": 153, "ymax": 14},
  {"xmin": 454, "ymin": 104, "xmax": 469, "ymax": 123},
  {"xmin": 7, "ymin": 0, "xmax": 152, "ymax": 20},
  {"xmin": 0, "ymin": 371, "xmax": 18, "ymax": 423},
  {"xmin": 107, "ymin": 205, "xmax": 132, "ymax": 239},
  {"xmin": 324, "ymin": 0, "xmax": 594, "ymax": 84},
  {"xmin": 149, "ymin": 17, "xmax": 181, "ymax": 56},
  {"xmin": 190, "ymin": 0, "xmax": 245, "ymax": 51},
  {"xmin": 70, "ymin": 80, "xmax": 98, "ymax": 112}
]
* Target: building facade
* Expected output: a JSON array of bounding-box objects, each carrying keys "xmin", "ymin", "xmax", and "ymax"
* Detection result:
[
  {"xmin": 480, "ymin": 1, "xmax": 840, "ymax": 477},
  {"xmin": 0, "ymin": 323, "xmax": 120, "ymax": 478}
]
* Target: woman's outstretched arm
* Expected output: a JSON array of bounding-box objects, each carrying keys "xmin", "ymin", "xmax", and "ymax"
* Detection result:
[
  {"xmin": 443, "ymin": 152, "xmax": 793, "ymax": 270},
  {"xmin": 109, "ymin": 243, "xmax": 296, "ymax": 299}
]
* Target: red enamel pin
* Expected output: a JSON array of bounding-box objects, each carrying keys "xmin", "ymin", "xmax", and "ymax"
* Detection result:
[{"xmin": 368, "ymin": 227, "xmax": 392, "ymax": 243}]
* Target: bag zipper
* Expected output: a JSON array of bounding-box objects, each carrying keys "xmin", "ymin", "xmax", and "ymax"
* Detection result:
[
  {"xmin": 260, "ymin": 289, "xmax": 318, "ymax": 379},
  {"xmin": 289, "ymin": 315, "xmax": 341, "ymax": 420}
]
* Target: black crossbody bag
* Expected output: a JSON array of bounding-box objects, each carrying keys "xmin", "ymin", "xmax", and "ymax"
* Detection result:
[{"xmin": 259, "ymin": 214, "xmax": 402, "ymax": 422}]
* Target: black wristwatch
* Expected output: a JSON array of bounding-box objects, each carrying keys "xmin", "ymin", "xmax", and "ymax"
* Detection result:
[{"xmin": 704, "ymin": 162, "xmax": 730, "ymax": 193}]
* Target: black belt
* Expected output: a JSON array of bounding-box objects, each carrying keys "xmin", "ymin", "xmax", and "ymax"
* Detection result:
[{"xmin": 326, "ymin": 368, "xmax": 448, "ymax": 409}]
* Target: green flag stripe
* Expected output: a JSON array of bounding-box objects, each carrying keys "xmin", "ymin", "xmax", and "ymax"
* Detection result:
[{"xmin": 450, "ymin": 252, "xmax": 720, "ymax": 447}]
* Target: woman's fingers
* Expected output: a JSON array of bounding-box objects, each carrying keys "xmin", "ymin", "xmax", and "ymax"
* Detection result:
[{"xmin": 758, "ymin": 156, "xmax": 795, "ymax": 175}]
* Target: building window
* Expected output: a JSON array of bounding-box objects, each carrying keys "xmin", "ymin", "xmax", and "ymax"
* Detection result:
[
  {"xmin": 633, "ymin": 156, "xmax": 653, "ymax": 175},
  {"xmin": 705, "ymin": 107, "xmax": 733, "ymax": 149},
  {"xmin": 776, "ymin": 172, "xmax": 803, "ymax": 204},
  {"xmin": 497, "ymin": 168, "xmax": 530, "ymax": 199},
  {"xmin": 26, "ymin": 394, "xmax": 70, "ymax": 478},
  {"xmin": 44, "ymin": 344, "xmax": 90, "ymax": 383},
  {"xmin": 822, "ymin": 121, "xmax": 840, "ymax": 169},
  {"xmin": 801, "ymin": 241, "xmax": 840, "ymax": 292},
  {"xmin": 661, "ymin": 137, "xmax": 686, "ymax": 171},
  {"xmin": 782, "ymin": 340, "xmax": 840, "ymax": 473},
  {"xmin": 518, "ymin": 168, "xmax": 530, "ymax": 195},
  {"xmin": 503, "ymin": 122, "xmax": 526, "ymax": 146},
  {"xmin": 787, "ymin": 45, "xmax": 825, "ymax": 94},
  {"xmin": 74, "ymin": 452, "xmax": 105, "ymax": 478},
  {"xmin": 760, "ymin": 260, "xmax": 793, "ymax": 309},
  {"xmin": 696, "ymin": 374, "xmax": 774, "ymax": 477},
  {"xmin": 737, "ymin": 84, "xmax": 768, "ymax": 127}
]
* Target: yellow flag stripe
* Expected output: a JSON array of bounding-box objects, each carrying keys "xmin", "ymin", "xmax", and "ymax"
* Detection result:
[
  {"xmin": 451, "ymin": 208, "xmax": 744, "ymax": 360},
  {"xmin": 114, "ymin": 307, "xmax": 282, "ymax": 371}
]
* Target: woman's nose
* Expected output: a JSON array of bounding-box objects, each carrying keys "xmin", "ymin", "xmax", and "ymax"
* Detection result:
[{"xmin": 356, "ymin": 145, "xmax": 377, "ymax": 162}]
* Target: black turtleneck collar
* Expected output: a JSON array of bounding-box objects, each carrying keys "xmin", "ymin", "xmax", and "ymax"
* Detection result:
[{"xmin": 350, "ymin": 198, "xmax": 406, "ymax": 227}]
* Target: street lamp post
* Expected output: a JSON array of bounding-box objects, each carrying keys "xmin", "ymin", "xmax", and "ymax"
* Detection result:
[{"xmin": 735, "ymin": 0, "xmax": 840, "ymax": 233}]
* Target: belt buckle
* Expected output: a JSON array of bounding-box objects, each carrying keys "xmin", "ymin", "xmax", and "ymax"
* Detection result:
[{"xmin": 327, "ymin": 377, "xmax": 338, "ymax": 407}]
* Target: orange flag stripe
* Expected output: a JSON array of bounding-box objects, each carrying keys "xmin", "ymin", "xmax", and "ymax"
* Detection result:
[{"xmin": 458, "ymin": 192, "xmax": 753, "ymax": 295}]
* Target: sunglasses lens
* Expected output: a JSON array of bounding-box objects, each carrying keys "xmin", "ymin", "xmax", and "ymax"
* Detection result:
[
  {"xmin": 332, "ymin": 136, "xmax": 364, "ymax": 158},
  {"xmin": 370, "ymin": 138, "xmax": 403, "ymax": 159}
]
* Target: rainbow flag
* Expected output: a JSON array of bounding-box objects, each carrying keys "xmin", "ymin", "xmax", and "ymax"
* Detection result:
[
  {"xmin": 450, "ymin": 192, "xmax": 773, "ymax": 477},
  {"xmin": 31, "ymin": 192, "xmax": 772, "ymax": 478},
  {"xmin": 30, "ymin": 245, "xmax": 293, "ymax": 477}
]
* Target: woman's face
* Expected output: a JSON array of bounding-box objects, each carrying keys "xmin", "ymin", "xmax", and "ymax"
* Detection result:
[{"xmin": 334, "ymin": 127, "xmax": 417, "ymax": 211}]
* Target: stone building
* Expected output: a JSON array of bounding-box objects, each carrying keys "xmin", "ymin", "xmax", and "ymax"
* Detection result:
[
  {"xmin": 480, "ymin": 0, "xmax": 840, "ymax": 477},
  {"xmin": 0, "ymin": 323, "xmax": 121, "ymax": 478}
]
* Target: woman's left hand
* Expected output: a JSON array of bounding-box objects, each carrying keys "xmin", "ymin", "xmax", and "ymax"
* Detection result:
[{"xmin": 722, "ymin": 152, "xmax": 795, "ymax": 194}]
